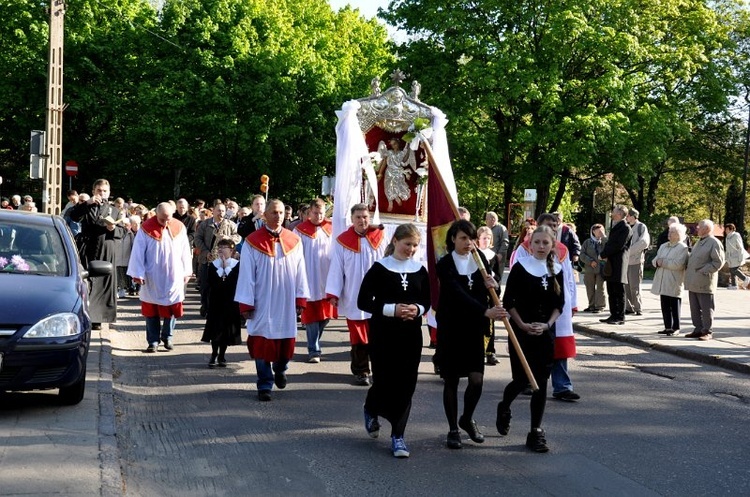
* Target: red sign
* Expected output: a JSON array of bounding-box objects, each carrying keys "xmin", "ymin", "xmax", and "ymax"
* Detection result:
[{"xmin": 65, "ymin": 160, "xmax": 78, "ymax": 177}]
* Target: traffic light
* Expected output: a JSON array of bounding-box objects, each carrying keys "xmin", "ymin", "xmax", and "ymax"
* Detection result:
[{"xmin": 260, "ymin": 175, "xmax": 269, "ymax": 198}]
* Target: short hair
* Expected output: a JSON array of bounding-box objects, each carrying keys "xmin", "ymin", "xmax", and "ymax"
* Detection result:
[
  {"xmin": 308, "ymin": 198, "xmax": 326, "ymax": 210},
  {"xmin": 92, "ymin": 179, "xmax": 110, "ymax": 189},
  {"xmin": 667, "ymin": 215, "xmax": 680, "ymax": 226},
  {"xmin": 156, "ymin": 202, "xmax": 175, "ymax": 215},
  {"xmin": 216, "ymin": 238, "xmax": 236, "ymax": 250},
  {"xmin": 670, "ymin": 223, "xmax": 687, "ymax": 239},
  {"xmin": 457, "ymin": 206, "xmax": 470, "ymax": 220},
  {"xmin": 629, "ymin": 208, "xmax": 640, "ymax": 219},
  {"xmin": 591, "ymin": 223, "xmax": 604, "ymax": 234},
  {"xmin": 552, "ymin": 211, "xmax": 563, "ymax": 222},
  {"xmin": 536, "ymin": 212, "xmax": 557, "ymax": 226},
  {"xmin": 699, "ymin": 219, "xmax": 714, "ymax": 232},
  {"xmin": 725, "ymin": 223, "xmax": 736, "ymax": 231},
  {"xmin": 350, "ymin": 203, "xmax": 368, "ymax": 215},
  {"xmin": 445, "ymin": 219, "xmax": 477, "ymax": 252},
  {"xmin": 485, "ymin": 211, "xmax": 498, "ymax": 222},
  {"xmin": 67, "ymin": 189, "xmax": 78, "ymax": 196},
  {"xmin": 613, "ymin": 204, "xmax": 629, "ymax": 217}
]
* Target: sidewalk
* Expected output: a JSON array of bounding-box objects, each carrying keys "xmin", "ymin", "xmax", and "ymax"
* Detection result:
[{"xmin": 572, "ymin": 278, "xmax": 750, "ymax": 375}]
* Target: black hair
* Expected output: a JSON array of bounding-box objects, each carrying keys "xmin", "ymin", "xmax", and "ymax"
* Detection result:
[{"xmin": 445, "ymin": 219, "xmax": 477, "ymax": 252}]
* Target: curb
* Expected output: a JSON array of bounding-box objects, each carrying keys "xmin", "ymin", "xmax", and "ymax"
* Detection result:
[
  {"xmin": 97, "ymin": 328, "xmax": 124, "ymax": 496},
  {"xmin": 574, "ymin": 323, "xmax": 750, "ymax": 376}
]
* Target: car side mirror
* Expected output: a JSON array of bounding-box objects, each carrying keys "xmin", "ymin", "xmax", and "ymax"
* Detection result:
[{"xmin": 87, "ymin": 260, "xmax": 113, "ymax": 277}]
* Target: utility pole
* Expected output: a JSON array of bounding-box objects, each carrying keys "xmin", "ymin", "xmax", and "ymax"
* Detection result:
[{"xmin": 44, "ymin": 0, "xmax": 65, "ymax": 214}]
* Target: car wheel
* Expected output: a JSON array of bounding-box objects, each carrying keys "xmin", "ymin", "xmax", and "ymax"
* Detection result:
[{"xmin": 58, "ymin": 367, "xmax": 86, "ymax": 405}]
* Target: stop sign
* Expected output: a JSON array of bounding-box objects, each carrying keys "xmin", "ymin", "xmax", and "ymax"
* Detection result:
[{"xmin": 65, "ymin": 160, "xmax": 78, "ymax": 177}]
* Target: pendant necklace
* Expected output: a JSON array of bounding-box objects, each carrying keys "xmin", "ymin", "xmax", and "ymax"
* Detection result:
[
  {"xmin": 467, "ymin": 275, "xmax": 474, "ymax": 290},
  {"xmin": 541, "ymin": 274, "xmax": 549, "ymax": 290},
  {"xmin": 400, "ymin": 273, "xmax": 409, "ymax": 291}
]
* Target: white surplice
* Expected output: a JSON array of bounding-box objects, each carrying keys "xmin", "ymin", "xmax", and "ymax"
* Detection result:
[
  {"xmin": 235, "ymin": 229, "xmax": 310, "ymax": 339},
  {"xmin": 127, "ymin": 218, "xmax": 192, "ymax": 307}
]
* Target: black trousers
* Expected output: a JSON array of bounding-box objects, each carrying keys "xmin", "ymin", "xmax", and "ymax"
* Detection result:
[{"xmin": 606, "ymin": 281, "xmax": 626, "ymax": 320}]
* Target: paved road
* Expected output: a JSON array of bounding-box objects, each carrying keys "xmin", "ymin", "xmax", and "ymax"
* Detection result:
[{"xmin": 2, "ymin": 277, "xmax": 750, "ymax": 496}]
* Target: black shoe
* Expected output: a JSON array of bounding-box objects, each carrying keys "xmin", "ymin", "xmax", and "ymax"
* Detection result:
[
  {"xmin": 599, "ymin": 316, "xmax": 614, "ymax": 323},
  {"xmin": 208, "ymin": 355, "xmax": 217, "ymax": 368},
  {"xmin": 485, "ymin": 353, "xmax": 499, "ymax": 366},
  {"xmin": 258, "ymin": 390, "xmax": 272, "ymax": 401},
  {"xmin": 274, "ymin": 371, "xmax": 287, "ymax": 389},
  {"xmin": 658, "ymin": 329, "xmax": 673, "ymax": 335},
  {"xmin": 604, "ymin": 319, "xmax": 625, "ymax": 325},
  {"xmin": 496, "ymin": 405, "xmax": 511, "ymax": 436},
  {"xmin": 354, "ymin": 374, "xmax": 371, "ymax": 386},
  {"xmin": 458, "ymin": 416, "xmax": 485, "ymax": 444},
  {"xmin": 199, "ymin": 305, "xmax": 207, "ymax": 317},
  {"xmin": 217, "ymin": 357, "xmax": 227, "ymax": 367},
  {"xmin": 591, "ymin": 308, "xmax": 602, "ymax": 314},
  {"xmin": 634, "ymin": 311, "xmax": 642, "ymax": 316},
  {"xmin": 552, "ymin": 390, "xmax": 581, "ymax": 402},
  {"xmin": 92, "ymin": 323, "xmax": 102, "ymax": 330},
  {"xmin": 526, "ymin": 428, "xmax": 549, "ymax": 453},
  {"xmin": 145, "ymin": 344, "xmax": 157, "ymax": 353},
  {"xmin": 446, "ymin": 430, "xmax": 462, "ymax": 449},
  {"xmin": 684, "ymin": 330, "xmax": 702, "ymax": 338},
  {"xmin": 582, "ymin": 307, "xmax": 594, "ymax": 313},
  {"xmin": 163, "ymin": 339, "xmax": 174, "ymax": 350}
]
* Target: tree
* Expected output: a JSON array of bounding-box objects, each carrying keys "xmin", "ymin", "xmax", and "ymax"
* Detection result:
[
  {"xmin": 0, "ymin": 0, "xmax": 50, "ymax": 193},
  {"xmin": 381, "ymin": 0, "xmax": 739, "ymax": 221},
  {"xmin": 0, "ymin": 0, "xmax": 395, "ymax": 206}
]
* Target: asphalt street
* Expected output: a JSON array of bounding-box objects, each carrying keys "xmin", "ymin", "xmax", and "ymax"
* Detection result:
[{"xmin": 1, "ymin": 278, "xmax": 749, "ymax": 496}]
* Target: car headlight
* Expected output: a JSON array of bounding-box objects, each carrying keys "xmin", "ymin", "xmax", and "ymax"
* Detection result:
[{"xmin": 22, "ymin": 313, "xmax": 81, "ymax": 338}]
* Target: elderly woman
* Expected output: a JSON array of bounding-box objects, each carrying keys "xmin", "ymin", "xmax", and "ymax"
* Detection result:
[{"xmin": 650, "ymin": 223, "xmax": 689, "ymax": 336}]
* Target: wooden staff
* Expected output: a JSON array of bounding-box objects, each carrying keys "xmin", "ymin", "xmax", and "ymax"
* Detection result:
[
  {"xmin": 470, "ymin": 244, "xmax": 540, "ymax": 392},
  {"xmin": 418, "ymin": 135, "xmax": 539, "ymax": 391}
]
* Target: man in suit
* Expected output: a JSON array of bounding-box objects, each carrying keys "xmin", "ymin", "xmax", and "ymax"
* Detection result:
[{"xmin": 599, "ymin": 205, "xmax": 632, "ymax": 325}]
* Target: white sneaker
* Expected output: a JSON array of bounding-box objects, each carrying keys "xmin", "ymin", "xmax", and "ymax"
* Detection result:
[
  {"xmin": 727, "ymin": 285, "xmax": 738, "ymax": 290},
  {"xmin": 117, "ymin": 289, "xmax": 126, "ymax": 298}
]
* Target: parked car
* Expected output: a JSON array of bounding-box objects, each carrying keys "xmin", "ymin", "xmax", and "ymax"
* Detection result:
[{"xmin": 0, "ymin": 210, "xmax": 111, "ymax": 405}]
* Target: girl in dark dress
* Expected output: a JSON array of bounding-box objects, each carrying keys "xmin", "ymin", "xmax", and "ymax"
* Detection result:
[
  {"xmin": 435, "ymin": 220, "xmax": 506, "ymax": 449},
  {"xmin": 496, "ymin": 225, "xmax": 564, "ymax": 453},
  {"xmin": 357, "ymin": 224, "xmax": 430, "ymax": 459},
  {"xmin": 201, "ymin": 238, "xmax": 243, "ymax": 367}
]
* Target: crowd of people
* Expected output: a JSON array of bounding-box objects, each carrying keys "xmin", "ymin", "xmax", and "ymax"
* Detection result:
[{"xmin": 16, "ymin": 179, "xmax": 747, "ymax": 459}]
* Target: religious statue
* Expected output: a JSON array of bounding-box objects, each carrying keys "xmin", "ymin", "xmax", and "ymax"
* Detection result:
[
  {"xmin": 410, "ymin": 80, "xmax": 421, "ymax": 101},
  {"xmin": 370, "ymin": 77, "xmax": 381, "ymax": 97},
  {"xmin": 377, "ymin": 137, "xmax": 417, "ymax": 212}
]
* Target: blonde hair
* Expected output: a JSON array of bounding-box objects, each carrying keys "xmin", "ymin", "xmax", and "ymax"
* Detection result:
[
  {"xmin": 384, "ymin": 223, "xmax": 421, "ymax": 257},
  {"xmin": 532, "ymin": 225, "xmax": 561, "ymax": 295},
  {"xmin": 477, "ymin": 226, "xmax": 494, "ymax": 248}
]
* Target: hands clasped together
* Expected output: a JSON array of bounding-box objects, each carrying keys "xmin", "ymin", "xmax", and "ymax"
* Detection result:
[{"xmin": 395, "ymin": 303, "xmax": 420, "ymax": 321}]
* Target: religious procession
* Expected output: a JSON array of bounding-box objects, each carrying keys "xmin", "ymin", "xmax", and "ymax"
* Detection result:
[{"xmin": 31, "ymin": 76, "xmax": 582, "ymax": 461}]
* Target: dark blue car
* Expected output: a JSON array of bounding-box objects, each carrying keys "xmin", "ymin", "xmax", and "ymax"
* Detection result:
[{"xmin": 0, "ymin": 210, "xmax": 111, "ymax": 405}]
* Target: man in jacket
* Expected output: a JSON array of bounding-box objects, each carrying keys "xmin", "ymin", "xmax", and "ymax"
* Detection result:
[
  {"xmin": 195, "ymin": 202, "xmax": 241, "ymax": 315},
  {"xmin": 625, "ymin": 208, "xmax": 650, "ymax": 315},
  {"xmin": 599, "ymin": 205, "xmax": 632, "ymax": 325},
  {"xmin": 684, "ymin": 220, "xmax": 725, "ymax": 340}
]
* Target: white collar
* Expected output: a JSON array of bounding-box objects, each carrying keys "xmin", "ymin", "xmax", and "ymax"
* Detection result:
[
  {"xmin": 452, "ymin": 251, "xmax": 478, "ymax": 276},
  {"xmin": 212, "ymin": 257, "xmax": 238, "ymax": 277},
  {"xmin": 518, "ymin": 256, "xmax": 561, "ymax": 277},
  {"xmin": 378, "ymin": 255, "xmax": 423, "ymax": 274}
]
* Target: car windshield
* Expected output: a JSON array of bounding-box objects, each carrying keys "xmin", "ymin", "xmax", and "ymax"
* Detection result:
[{"xmin": 0, "ymin": 221, "xmax": 68, "ymax": 276}]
